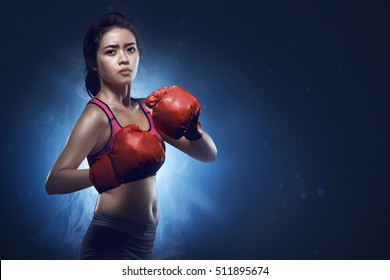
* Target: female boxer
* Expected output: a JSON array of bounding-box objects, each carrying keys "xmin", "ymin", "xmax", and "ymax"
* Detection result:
[{"xmin": 45, "ymin": 12, "xmax": 217, "ymax": 260}]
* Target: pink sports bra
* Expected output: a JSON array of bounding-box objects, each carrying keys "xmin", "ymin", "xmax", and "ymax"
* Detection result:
[{"xmin": 87, "ymin": 97, "xmax": 164, "ymax": 167}]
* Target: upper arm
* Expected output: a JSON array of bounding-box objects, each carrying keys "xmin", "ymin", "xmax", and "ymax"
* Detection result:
[{"xmin": 51, "ymin": 104, "xmax": 107, "ymax": 172}]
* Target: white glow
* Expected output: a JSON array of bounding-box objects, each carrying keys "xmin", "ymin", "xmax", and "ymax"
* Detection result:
[{"xmin": 42, "ymin": 53, "xmax": 214, "ymax": 259}]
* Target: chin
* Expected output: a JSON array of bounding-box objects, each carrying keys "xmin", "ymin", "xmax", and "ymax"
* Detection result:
[
  {"xmin": 123, "ymin": 76, "xmax": 134, "ymax": 83},
  {"xmin": 116, "ymin": 79, "xmax": 132, "ymax": 86}
]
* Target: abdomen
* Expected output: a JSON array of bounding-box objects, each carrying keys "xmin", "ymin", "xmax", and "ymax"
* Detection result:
[{"xmin": 95, "ymin": 176, "xmax": 159, "ymax": 225}]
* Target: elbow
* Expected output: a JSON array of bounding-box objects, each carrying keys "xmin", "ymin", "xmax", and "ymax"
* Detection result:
[
  {"xmin": 210, "ymin": 150, "xmax": 218, "ymax": 162},
  {"xmin": 45, "ymin": 180, "xmax": 54, "ymax": 195},
  {"xmin": 207, "ymin": 138, "xmax": 218, "ymax": 162},
  {"xmin": 45, "ymin": 174, "xmax": 57, "ymax": 195},
  {"xmin": 200, "ymin": 146, "xmax": 218, "ymax": 162},
  {"xmin": 209, "ymin": 143, "xmax": 218, "ymax": 162}
]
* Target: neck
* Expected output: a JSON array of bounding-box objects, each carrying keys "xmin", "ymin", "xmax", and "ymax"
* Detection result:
[{"xmin": 98, "ymin": 83, "xmax": 131, "ymax": 106}]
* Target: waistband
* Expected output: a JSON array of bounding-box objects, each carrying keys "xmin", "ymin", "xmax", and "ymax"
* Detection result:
[{"xmin": 91, "ymin": 212, "xmax": 158, "ymax": 235}]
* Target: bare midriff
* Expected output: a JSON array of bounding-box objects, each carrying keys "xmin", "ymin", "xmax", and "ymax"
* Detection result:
[{"xmin": 95, "ymin": 176, "xmax": 159, "ymax": 225}]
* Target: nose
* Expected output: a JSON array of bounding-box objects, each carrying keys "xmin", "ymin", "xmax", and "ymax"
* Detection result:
[
  {"xmin": 119, "ymin": 59, "xmax": 129, "ymax": 65},
  {"xmin": 118, "ymin": 51, "xmax": 129, "ymax": 65}
]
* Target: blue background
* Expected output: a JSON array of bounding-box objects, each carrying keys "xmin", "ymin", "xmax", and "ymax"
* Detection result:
[{"xmin": 0, "ymin": 0, "xmax": 389, "ymax": 259}]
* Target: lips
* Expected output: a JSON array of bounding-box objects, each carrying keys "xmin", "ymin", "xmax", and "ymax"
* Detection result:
[{"xmin": 119, "ymin": 68, "xmax": 131, "ymax": 74}]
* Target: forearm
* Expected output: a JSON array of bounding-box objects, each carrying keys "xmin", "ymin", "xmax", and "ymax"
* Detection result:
[
  {"xmin": 45, "ymin": 168, "xmax": 92, "ymax": 195},
  {"xmin": 187, "ymin": 131, "xmax": 217, "ymax": 162}
]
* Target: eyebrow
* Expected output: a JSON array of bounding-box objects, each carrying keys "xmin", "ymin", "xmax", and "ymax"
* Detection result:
[{"xmin": 103, "ymin": 42, "xmax": 136, "ymax": 49}]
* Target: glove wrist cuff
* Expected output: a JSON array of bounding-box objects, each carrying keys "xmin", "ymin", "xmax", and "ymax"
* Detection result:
[
  {"xmin": 184, "ymin": 122, "xmax": 203, "ymax": 141},
  {"xmin": 89, "ymin": 155, "xmax": 121, "ymax": 194}
]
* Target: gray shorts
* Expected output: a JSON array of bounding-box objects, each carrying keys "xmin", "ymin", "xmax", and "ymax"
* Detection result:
[{"xmin": 80, "ymin": 212, "xmax": 157, "ymax": 260}]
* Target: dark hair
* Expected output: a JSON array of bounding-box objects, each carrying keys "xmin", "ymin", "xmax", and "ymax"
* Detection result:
[{"xmin": 83, "ymin": 12, "xmax": 141, "ymax": 97}]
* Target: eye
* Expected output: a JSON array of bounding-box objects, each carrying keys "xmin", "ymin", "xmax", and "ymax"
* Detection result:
[
  {"xmin": 127, "ymin": 47, "xmax": 137, "ymax": 53},
  {"xmin": 105, "ymin": 49, "xmax": 116, "ymax": 56}
]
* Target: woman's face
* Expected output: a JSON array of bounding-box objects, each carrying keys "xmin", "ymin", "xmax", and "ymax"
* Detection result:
[{"xmin": 96, "ymin": 27, "xmax": 140, "ymax": 88}]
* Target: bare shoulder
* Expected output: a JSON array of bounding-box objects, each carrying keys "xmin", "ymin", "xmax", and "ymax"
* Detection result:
[
  {"xmin": 135, "ymin": 97, "xmax": 152, "ymax": 113},
  {"xmin": 79, "ymin": 102, "xmax": 108, "ymax": 126},
  {"xmin": 135, "ymin": 97, "xmax": 146, "ymax": 104},
  {"xmin": 66, "ymin": 103, "xmax": 109, "ymax": 142}
]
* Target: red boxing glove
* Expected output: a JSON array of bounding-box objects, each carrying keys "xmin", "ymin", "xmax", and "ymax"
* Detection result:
[
  {"xmin": 145, "ymin": 85, "xmax": 203, "ymax": 140},
  {"xmin": 89, "ymin": 124, "xmax": 165, "ymax": 193}
]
